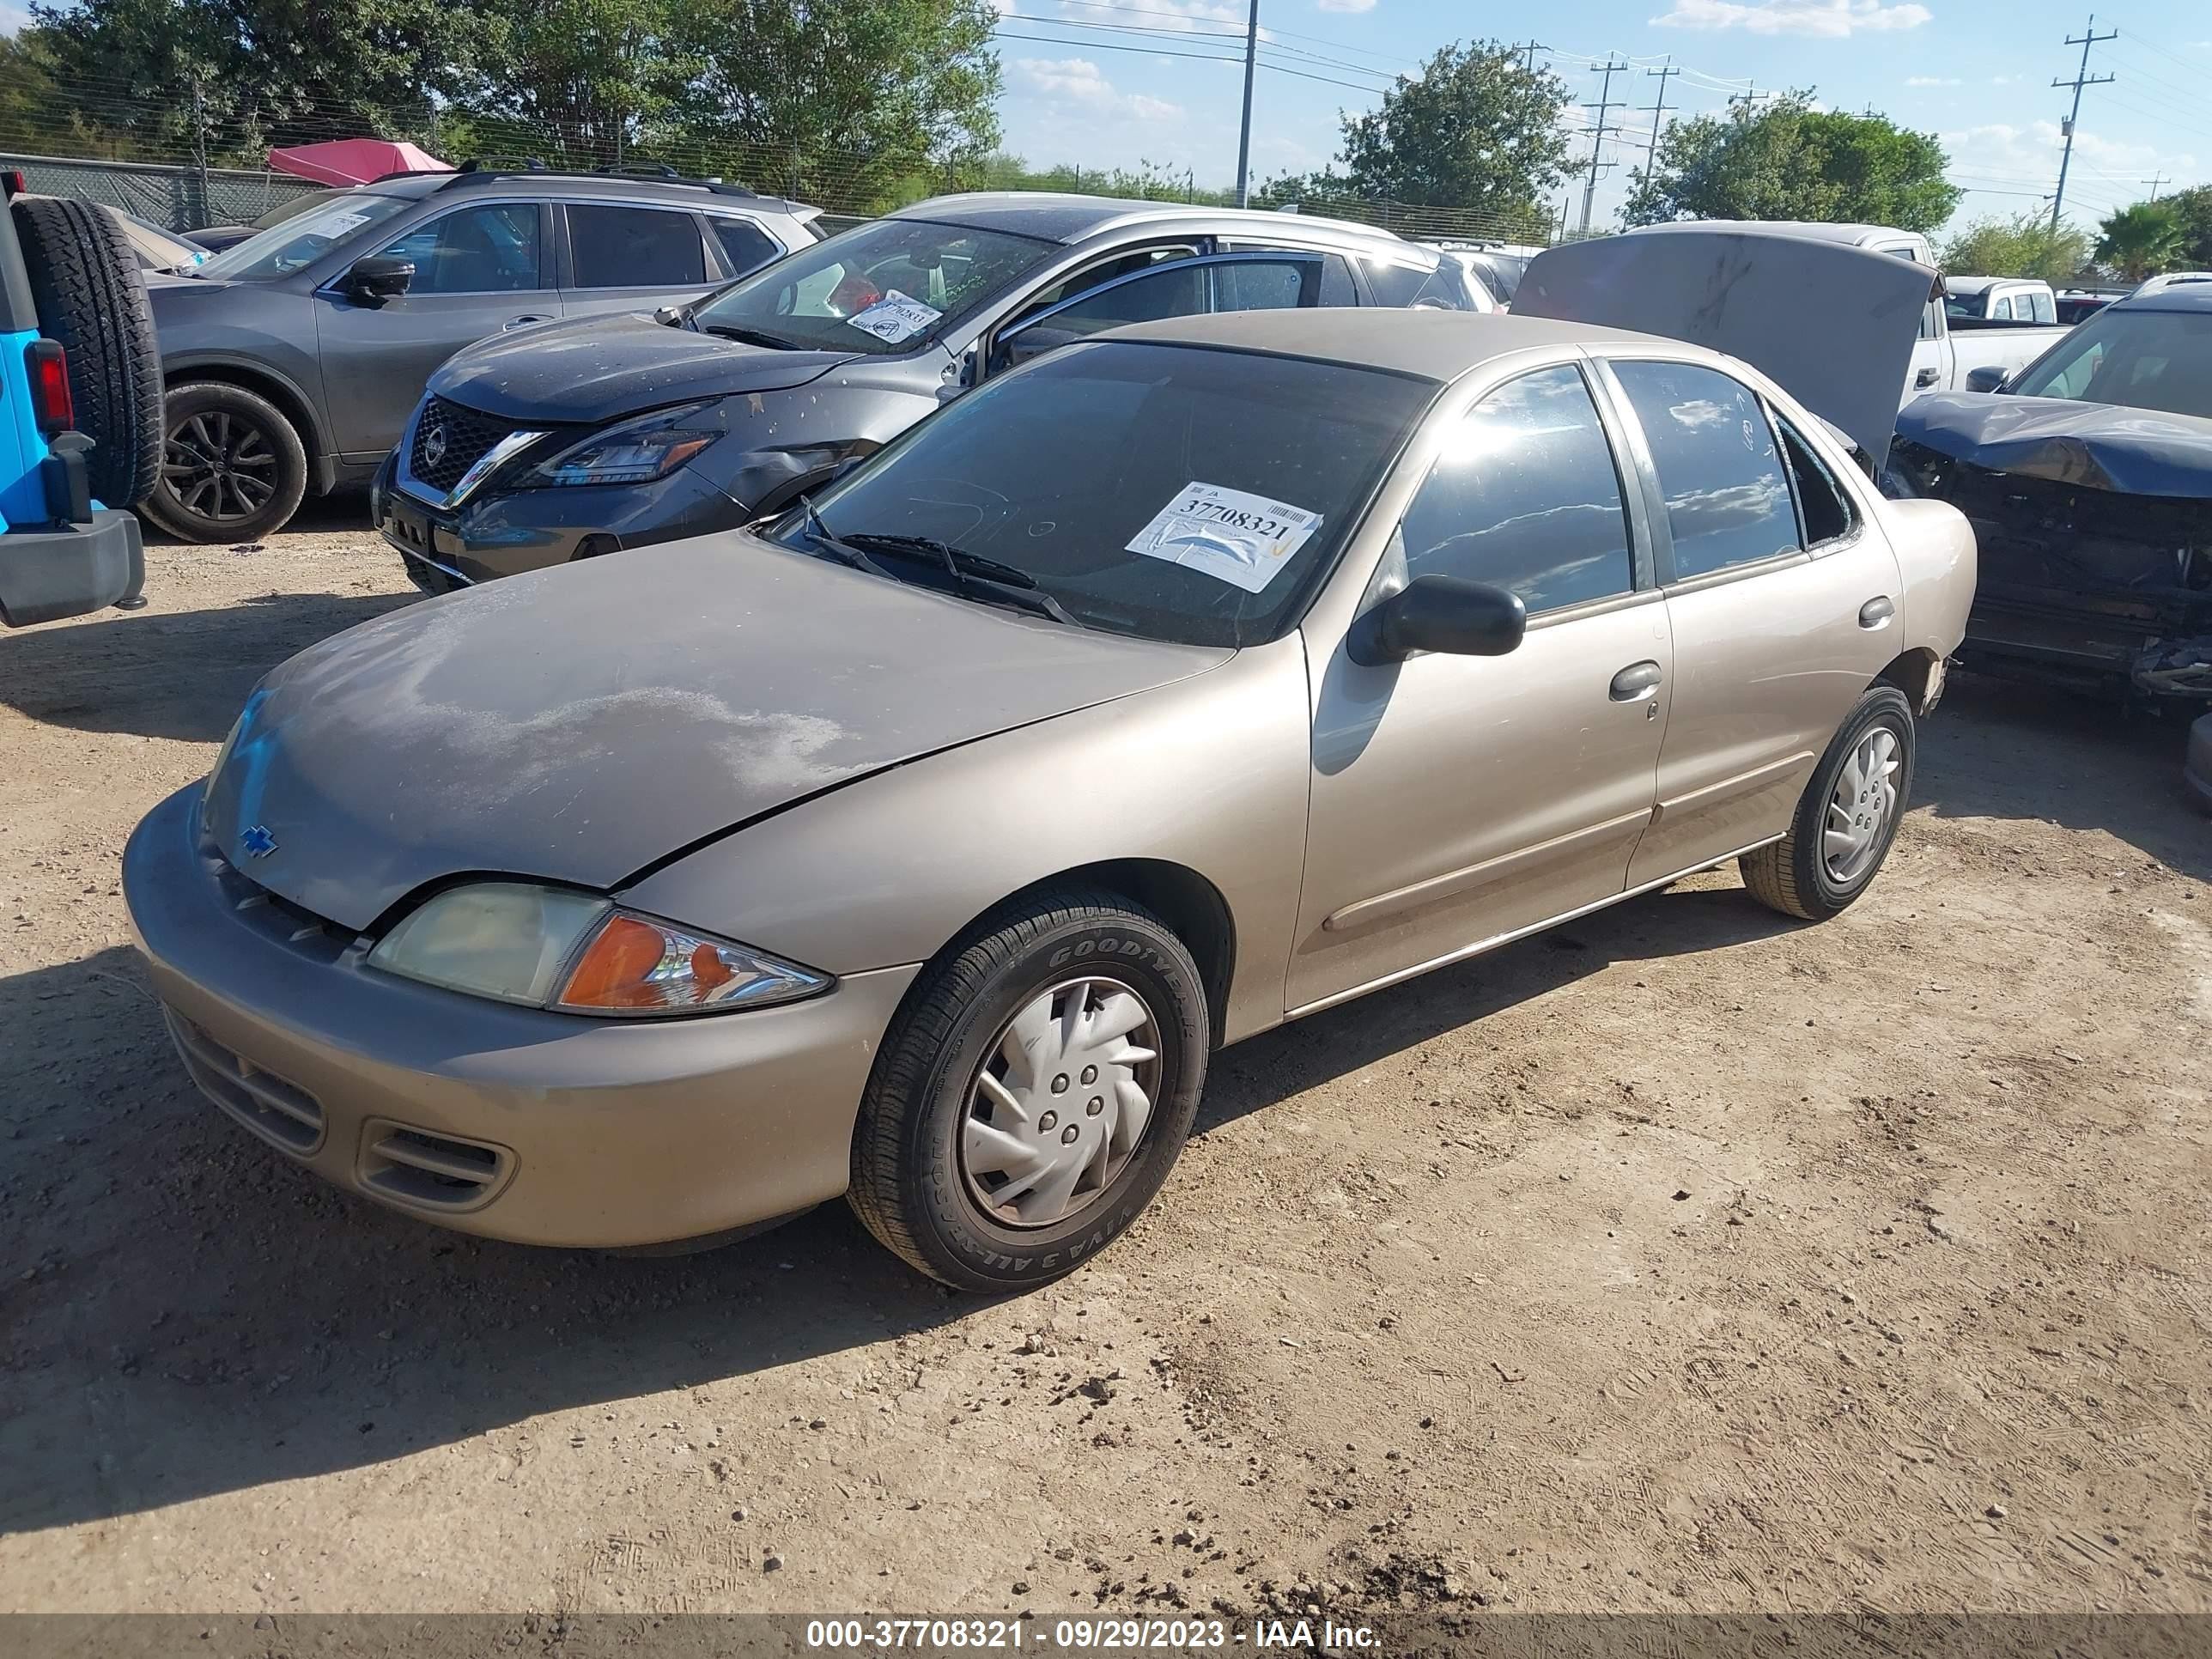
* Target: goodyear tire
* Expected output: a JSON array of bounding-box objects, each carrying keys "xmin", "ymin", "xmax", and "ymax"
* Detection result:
[
  {"xmin": 848, "ymin": 888, "xmax": 1209, "ymax": 1291},
  {"xmin": 10, "ymin": 194, "xmax": 162, "ymax": 508}
]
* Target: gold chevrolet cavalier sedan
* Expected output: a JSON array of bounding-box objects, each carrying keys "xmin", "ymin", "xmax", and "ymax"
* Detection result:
[{"xmin": 126, "ymin": 234, "xmax": 1977, "ymax": 1291}]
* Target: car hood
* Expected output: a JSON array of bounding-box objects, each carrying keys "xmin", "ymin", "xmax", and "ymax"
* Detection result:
[
  {"xmin": 1514, "ymin": 225, "xmax": 1936, "ymax": 467},
  {"xmin": 1895, "ymin": 392, "xmax": 2212, "ymax": 497},
  {"xmin": 201, "ymin": 536, "xmax": 1226, "ymax": 934},
  {"xmin": 429, "ymin": 313, "xmax": 864, "ymax": 425}
]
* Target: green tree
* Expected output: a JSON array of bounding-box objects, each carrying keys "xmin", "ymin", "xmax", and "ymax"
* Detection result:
[
  {"xmin": 1270, "ymin": 41, "xmax": 1571, "ymax": 225},
  {"xmin": 657, "ymin": 0, "xmax": 999, "ymax": 208},
  {"xmin": 2093, "ymin": 200, "xmax": 2185, "ymax": 283},
  {"xmin": 26, "ymin": 0, "xmax": 478, "ymax": 161},
  {"xmin": 2160, "ymin": 183, "xmax": 2212, "ymax": 270},
  {"xmin": 1938, "ymin": 213, "xmax": 2091, "ymax": 284},
  {"xmin": 442, "ymin": 0, "xmax": 685, "ymax": 164},
  {"xmin": 1623, "ymin": 94, "xmax": 1959, "ymax": 234}
]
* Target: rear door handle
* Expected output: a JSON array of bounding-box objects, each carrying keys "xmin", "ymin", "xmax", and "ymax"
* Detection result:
[
  {"xmin": 501, "ymin": 314, "xmax": 551, "ymax": 331},
  {"xmin": 1610, "ymin": 659, "xmax": 1663, "ymax": 701},
  {"xmin": 1914, "ymin": 367, "xmax": 1941, "ymax": 389},
  {"xmin": 1859, "ymin": 596, "xmax": 1896, "ymax": 629}
]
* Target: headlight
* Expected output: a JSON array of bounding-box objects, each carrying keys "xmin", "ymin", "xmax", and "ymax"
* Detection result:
[
  {"xmin": 528, "ymin": 401, "xmax": 726, "ymax": 488},
  {"xmin": 367, "ymin": 881, "xmax": 830, "ymax": 1016}
]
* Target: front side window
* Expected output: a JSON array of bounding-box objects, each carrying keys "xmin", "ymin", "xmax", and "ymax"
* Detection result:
[
  {"xmin": 1395, "ymin": 364, "xmax": 1635, "ymax": 614},
  {"xmin": 779, "ymin": 340, "xmax": 1433, "ymax": 647},
  {"xmin": 194, "ymin": 190, "xmax": 416, "ymax": 283},
  {"xmin": 376, "ymin": 204, "xmax": 542, "ymax": 295},
  {"xmin": 1610, "ymin": 359, "xmax": 1799, "ymax": 580},
  {"xmin": 2008, "ymin": 307, "xmax": 2212, "ymax": 417},
  {"xmin": 692, "ymin": 216, "xmax": 1056, "ymax": 355},
  {"xmin": 569, "ymin": 205, "xmax": 706, "ymax": 289}
]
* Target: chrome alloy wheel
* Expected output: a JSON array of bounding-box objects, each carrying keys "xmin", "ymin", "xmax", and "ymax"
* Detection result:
[
  {"xmin": 958, "ymin": 976, "xmax": 1163, "ymax": 1228},
  {"xmin": 1824, "ymin": 726, "xmax": 1902, "ymax": 884}
]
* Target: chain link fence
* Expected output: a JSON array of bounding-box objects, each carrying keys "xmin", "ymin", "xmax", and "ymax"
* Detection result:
[{"xmin": 0, "ymin": 150, "xmax": 325, "ymax": 230}]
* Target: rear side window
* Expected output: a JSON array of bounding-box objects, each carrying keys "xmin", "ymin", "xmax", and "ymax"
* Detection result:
[
  {"xmin": 1610, "ymin": 359, "xmax": 1799, "ymax": 580},
  {"xmin": 708, "ymin": 217, "xmax": 781, "ymax": 279},
  {"xmin": 1364, "ymin": 257, "xmax": 1462, "ymax": 309},
  {"xmin": 569, "ymin": 204, "xmax": 707, "ymax": 288},
  {"xmin": 1771, "ymin": 412, "xmax": 1857, "ymax": 546},
  {"xmin": 1396, "ymin": 364, "xmax": 1634, "ymax": 614},
  {"xmin": 1222, "ymin": 240, "xmax": 1357, "ymax": 306}
]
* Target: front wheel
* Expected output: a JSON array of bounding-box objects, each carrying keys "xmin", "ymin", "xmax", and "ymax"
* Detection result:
[
  {"xmin": 847, "ymin": 890, "xmax": 1210, "ymax": 1292},
  {"xmin": 140, "ymin": 381, "xmax": 308, "ymax": 543},
  {"xmin": 1740, "ymin": 684, "xmax": 1916, "ymax": 921}
]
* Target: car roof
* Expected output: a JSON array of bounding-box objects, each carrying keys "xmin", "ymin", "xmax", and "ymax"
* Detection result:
[
  {"xmin": 336, "ymin": 171, "xmax": 815, "ymax": 217},
  {"xmin": 1631, "ymin": 218, "xmax": 1927, "ymax": 255},
  {"xmin": 2114, "ymin": 283, "xmax": 2212, "ymax": 312},
  {"xmin": 887, "ymin": 191, "xmax": 1421, "ymax": 255},
  {"xmin": 1101, "ymin": 308, "xmax": 1675, "ymax": 382}
]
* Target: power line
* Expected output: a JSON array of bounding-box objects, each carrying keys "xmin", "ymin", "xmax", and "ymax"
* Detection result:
[{"xmin": 2050, "ymin": 12, "xmax": 2118, "ymax": 231}]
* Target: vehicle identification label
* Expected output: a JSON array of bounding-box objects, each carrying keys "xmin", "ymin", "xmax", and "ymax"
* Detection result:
[
  {"xmin": 1125, "ymin": 481, "xmax": 1322, "ymax": 594},
  {"xmin": 845, "ymin": 290, "xmax": 943, "ymax": 343}
]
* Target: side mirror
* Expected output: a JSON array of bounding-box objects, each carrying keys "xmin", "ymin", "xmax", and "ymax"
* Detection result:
[
  {"xmin": 344, "ymin": 253, "xmax": 414, "ymax": 304},
  {"xmin": 1346, "ymin": 574, "xmax": 1526, "ymax": 667},
  {"xmin": 1964, "ymin": 365, "xmax": 2008, "ymax": 394}
]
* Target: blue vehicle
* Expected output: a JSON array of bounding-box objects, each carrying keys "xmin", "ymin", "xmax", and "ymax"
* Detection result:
[{"xmin": 0, "ymin": 172, "xmax": 161, "ymax": 628}]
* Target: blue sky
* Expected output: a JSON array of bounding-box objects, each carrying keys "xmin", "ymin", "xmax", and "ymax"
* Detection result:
[{"xmin": 990, "ymin": 0, "xmax": 2211, "ymax": 233}]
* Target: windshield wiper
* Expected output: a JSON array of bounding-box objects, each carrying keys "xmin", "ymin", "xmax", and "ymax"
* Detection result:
[
  {"xmin": 797, "ymin": 498, "xmax": 893, "ymax": 580},
  {"xmin": 702, "ymin": 324, "xmax": 797, "ymax": 350},
  {"xmin": 843, "ymin": 532, "xmax": 1079, "ymax": 626}
]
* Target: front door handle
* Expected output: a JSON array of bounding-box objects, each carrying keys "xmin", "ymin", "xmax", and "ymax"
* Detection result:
[
  {"xmin": 1914, "ymin": 366, "xmax": 1941, "ymax": 389},
  {"xmin": 1858, "ymin": 596, "xmax": 1896, "ymax": 629},
  {"xmin": 501, "ymin": 314, "xmax": 551, "ymax": 331},
  {"xmin": 1609, "ymin": 659, "xmax": 1663, "ymax": 701}
]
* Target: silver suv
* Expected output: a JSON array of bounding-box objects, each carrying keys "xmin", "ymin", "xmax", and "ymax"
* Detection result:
[{"xmin": 142, "ymin": 167, "xmax": 822, "ymax": 541}]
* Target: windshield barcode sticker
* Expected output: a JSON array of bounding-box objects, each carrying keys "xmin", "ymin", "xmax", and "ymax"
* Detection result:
[
  {"xmin": 844, "ymin": 290, "xmax": 943, "ymax": 344},
  {"xmin": 1126, "ymin": 482, "xmax": 1323, "ymax": 594}
]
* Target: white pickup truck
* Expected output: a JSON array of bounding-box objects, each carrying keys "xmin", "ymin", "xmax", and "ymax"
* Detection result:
[
  {"xmin": 1634, "ymin": 222, "xmax": 2070, "ymax": 404},
  {"xmin": 1942, "ymin": 276, "xmax": 2057, "ymax": 322}
]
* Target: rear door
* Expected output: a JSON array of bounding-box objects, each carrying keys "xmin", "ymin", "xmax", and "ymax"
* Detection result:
[
  {"xmin": 313, "ymin": 198, "xmax": 559, "ymax": 461},
  {"xmin": 1594, "ymin": 354, "xmax": 1903, "ymax": 885},
  {"xmin": 557, "ymin": 202, "xmax": 722, "ymax": 322}
]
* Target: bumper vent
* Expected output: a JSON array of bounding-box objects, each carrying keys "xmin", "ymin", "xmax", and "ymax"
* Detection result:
[
  {"xmin": 410, "ymin": 397, "xmax": 524, "ymax": 495},
  {"xmin": 164, "ymin": 1008, "xmax": 326, "ymax": 1155},
  {"xmin": 359, "ymin": 1120, "xmax": 514, "ymax": 1212}
]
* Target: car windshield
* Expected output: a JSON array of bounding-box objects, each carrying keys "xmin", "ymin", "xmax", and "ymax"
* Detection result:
[
  {"xmin": 2008, "ymin": 307, "xmax": 2212, "ymax": 419},
  {"xmin": 774, "ymin": 340, "xmax": 1434, "ymax": 647},
  {"xmin": 192, "ymin": 191, "xmax": 415, "ymax": 283},
  {"xmin": 690, "ymin": 216, "xmax": 1056, "ymax": 355},
  {"xmin": 252, "ymin": 188, "xmax": 345, "ymax": 229}
]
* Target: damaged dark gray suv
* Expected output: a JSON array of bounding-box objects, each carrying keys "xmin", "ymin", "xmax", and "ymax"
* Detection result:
[{"xmin": 373, "ymin": 192, "xmax": 1473, "ymax": 589}]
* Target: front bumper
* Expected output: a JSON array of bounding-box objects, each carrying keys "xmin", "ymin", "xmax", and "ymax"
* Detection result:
[
  {"xmin": 0, "ymin": 507, "xmax": 143, "ymax": 627},
  {"xmin": 373, "ymin": 449, "xmax": 751, "ymax": 590},
  {"xmin": 123, "ymin": 783, "xmax": 919, "ymax": 1248}
]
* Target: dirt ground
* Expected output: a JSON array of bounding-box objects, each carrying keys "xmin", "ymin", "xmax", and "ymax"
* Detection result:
[{"xmin": 3, "ymin": 507, "xmax": 2209, "ymax": 1632}]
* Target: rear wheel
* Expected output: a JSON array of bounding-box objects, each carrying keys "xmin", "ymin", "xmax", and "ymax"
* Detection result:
[
  {"xmin": 1741, "ymin": 684, "xmax": 1916, "ymax": 921},
  {"xmin": 141, "ymin": 380, "xmax": 307, "ymax": 543},
  {"xmin": 9, "ymin": 194, "xmax": 162, "ymax": 508},
  {"xmin": 848, "ymin": 889, "xmax": 1210, "ymax": 1291}
]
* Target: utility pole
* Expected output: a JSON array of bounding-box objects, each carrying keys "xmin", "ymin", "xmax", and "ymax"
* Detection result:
[
  {"xmin": 2143, "ymin": 172, "xmax": 2169, "ymax": 201},
  {"xmin": 1729, "ymin": 83, "xmax": 1763, "ymax": 109},
  {"xmin": 2050, "ymin": 13, "xmax": 2118, "ymax": 231},
  {"xmin": 1638, "ymin": 59, "xmax": 1680, "ymax": 188},
  {"xmin": 1511, "ymin": 40, "xmax": 1547, "ymax": 73},
  {"xmin": 1234, "ymin": 0, "xmax": 1260, "ymax": 207},
  {"xmin": 189, "ymin": 75, "xmax": 210, "ymax": 229},
  {"xmin": 1579, "ymin": 57, "xmax": 1627, "ymax": 236}
]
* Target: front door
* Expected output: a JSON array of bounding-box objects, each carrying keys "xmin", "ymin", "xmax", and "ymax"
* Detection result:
[
  {"xmin": 314, "ymin": 200, "xmax": 559, "ymax": 461},
  {"xmin": 1593, "ymin": 356, "xmax": 1905, "ymax": 886},
  {"xmin": 1290, "ymin": 362, "xmax": 1669, "ymax": 1013}
]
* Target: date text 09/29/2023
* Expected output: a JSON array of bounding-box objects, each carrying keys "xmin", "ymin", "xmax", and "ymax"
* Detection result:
[{"xmin": 804, "ymin": 1616, "xmax": 1383, "ymax": 1650}]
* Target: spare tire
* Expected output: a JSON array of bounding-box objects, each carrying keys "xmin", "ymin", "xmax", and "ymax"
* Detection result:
[{"xmin": 10, "ymin": 195, "xmax": 162, "ymax": 509}]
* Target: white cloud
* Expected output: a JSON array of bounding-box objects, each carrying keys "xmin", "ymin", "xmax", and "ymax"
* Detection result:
[
  {"xmin": 1316, "ymin": 0, "xmax": 1379, "ymax": 11},
  {"xmin": 1905, "ymin": 75, "xmax": 1961, "ymax": 86},
  {"xmin": 1988, "ymin": 74, "xmax": 2015, "ymax": 84},
  {"xmin": 1012, "ymin": 57, "xmax": 1187, "ymax": 123},
  {"xmin": 1652, "ymin": 0, "xmax": 1932, "ymax": 37}
]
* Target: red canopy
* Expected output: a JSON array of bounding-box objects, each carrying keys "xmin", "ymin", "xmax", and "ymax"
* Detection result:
[{"xmin": 265, "ymin": 139, "xmax": 451, "ymax": 187}]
